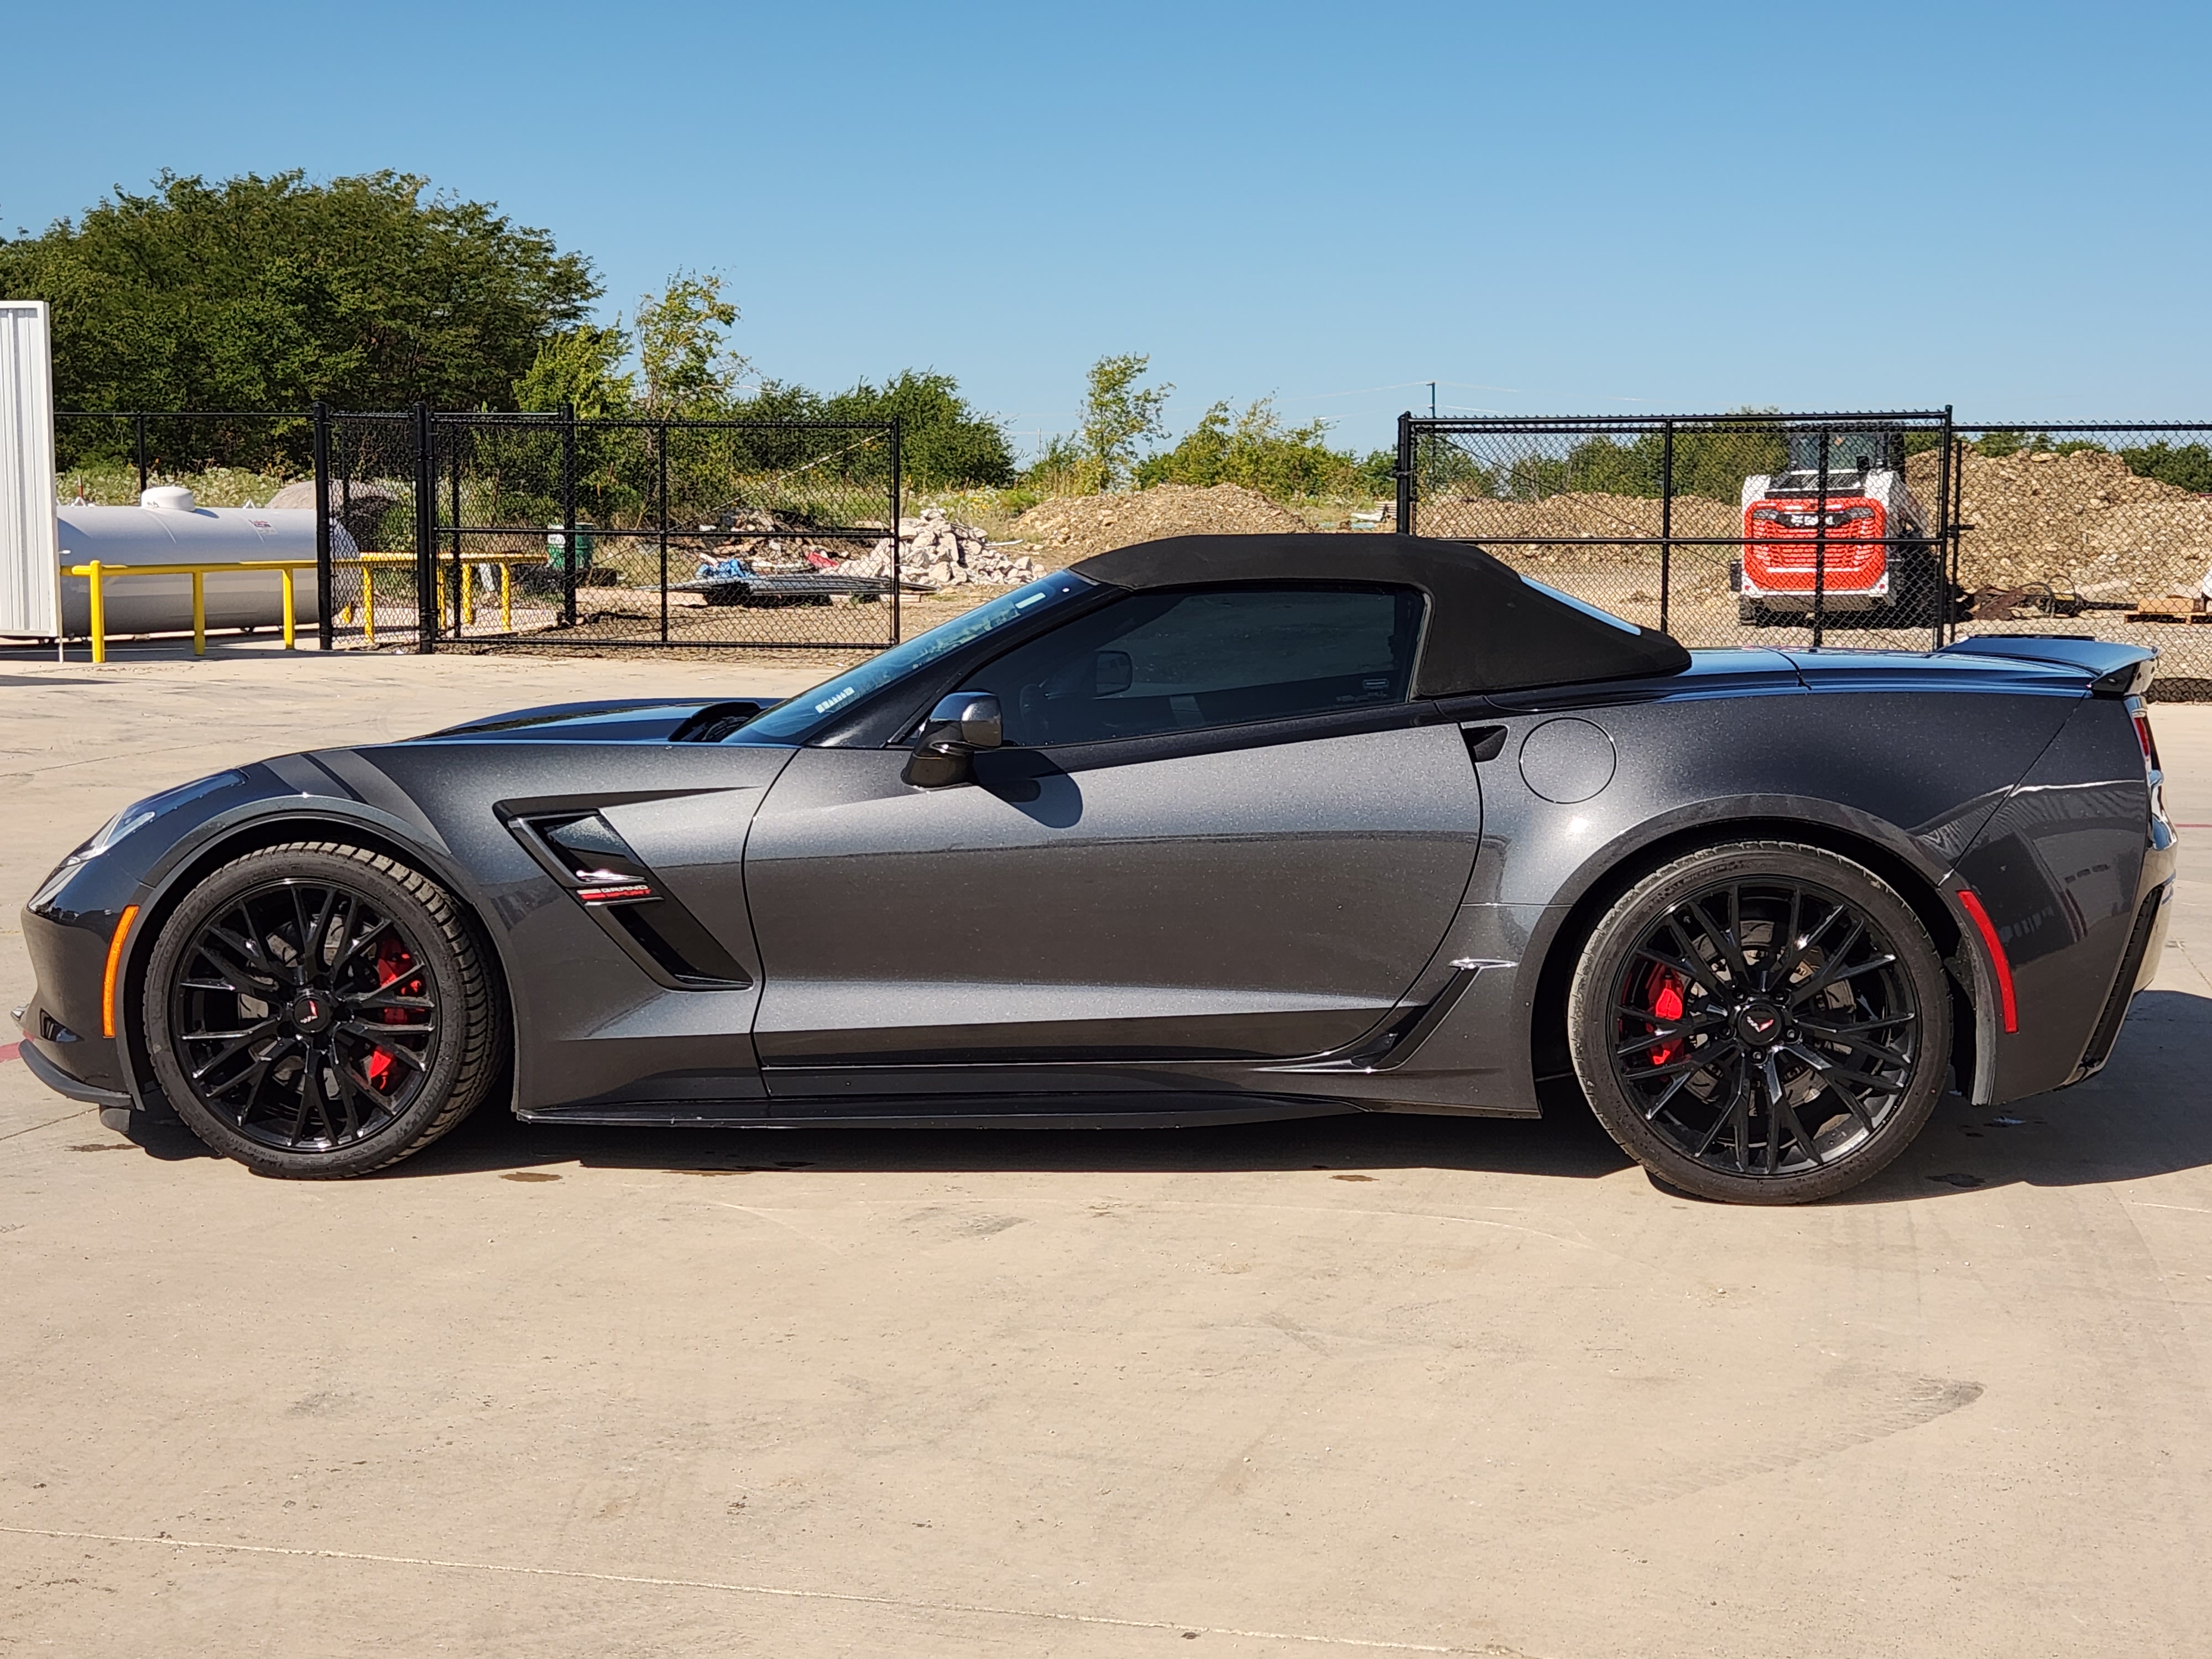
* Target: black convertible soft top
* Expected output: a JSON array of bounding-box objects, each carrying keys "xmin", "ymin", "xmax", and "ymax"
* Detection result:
[{"xmin": 1070, "ymin": 533, "xmax": 1691, "ymax": 697}]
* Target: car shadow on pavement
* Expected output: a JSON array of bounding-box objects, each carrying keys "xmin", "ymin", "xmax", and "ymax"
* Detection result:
[
  {"xmin": 109, "ymin": 991, "xmax": 2212, "ymax": 1198},
  {"xmin": 389, "ymin": 1092, "xmax": 1640, "ymax": 1184},
  {"xmin": 1845, "ymin": 988, "xmax": 2212, "ymax": 1203}
]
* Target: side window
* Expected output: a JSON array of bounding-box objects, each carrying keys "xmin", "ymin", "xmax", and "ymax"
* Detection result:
[{"xmin": 966, "ymin": 584, "xmax": 1425, "ymax": 748}]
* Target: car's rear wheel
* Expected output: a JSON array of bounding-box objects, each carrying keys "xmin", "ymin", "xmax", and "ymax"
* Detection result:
[
  {"xmin": 143, "ymin": 842, "xmax": 502, "ymax": 1177},
  {"xmin": 1567, "ymin": 841, "xmax": 1950, "ymax": 1204}
]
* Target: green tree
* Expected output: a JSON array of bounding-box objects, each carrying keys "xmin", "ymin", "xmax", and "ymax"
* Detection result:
[
  {"xmin": 825, "ymin": 369, "xmax": 1015, "ymax": 490},
  {"xmin": 514, "ymin": 324, "xmax": 633, "ymax": 417},
  {"xmin": 1138, "ymin": 397, "xmax": 1360, "ymax": 499},
  {"xmin": 0, "ymin": 170, "xmax": 597, "ymax": 414},
  {"xmin": 633, "ymin": 270, "xmax": 745, "ymax": 418},
  {"xmin": 1076, "ymin": 353, "xmax": 1172, "ymax": 490},
  {"xmin": 2120, "ymin": 440, "xmax": 2212, "ymax": 493}
]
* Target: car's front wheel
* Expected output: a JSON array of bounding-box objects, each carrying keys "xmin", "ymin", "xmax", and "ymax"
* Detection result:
[
  {"xmin": 1567, "ymin": 841, "xmax": 1950, "ymax": 1204},
  {"xmin": 143, "ymin": 842, "xmax": 503, "ymax": 1177}
]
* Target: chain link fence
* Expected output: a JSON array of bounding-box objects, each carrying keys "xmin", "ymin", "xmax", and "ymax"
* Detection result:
[
  {"xmin": 1945, "ymin": 425, "xmax": 2212, "ymax": 700},
  {"xmin": 49, "ymin": 407, "xmax": 903, "ymax": 654},
  {"xmin": 406, "ymin": 410, "xmax": 901, "ymax": 652},
  {"xmin": 1404, "ymin": 412, "xmax": 2212, "ymax": 697},
  {"xmin": 1400, "ymin": 411, "xmax": 1957, "ymax": 650},
  {"xmin": 40, "ymin": 405, "xmax": 2212, "ymax": 696}
]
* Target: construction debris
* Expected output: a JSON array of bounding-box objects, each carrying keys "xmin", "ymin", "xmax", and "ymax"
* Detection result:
[{"xmin": 839, "ymin": 506, "xmax": 1039, "ymax": 588}]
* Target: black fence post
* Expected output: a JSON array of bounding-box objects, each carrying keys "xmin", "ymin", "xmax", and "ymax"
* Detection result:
[
  {"xmin": 1658, "ymin": 420, "xmax": 1675, "ymax": 636},
  {"xmin": 134, "ymin": 413, "xmax": 148, "ymax": 496},
  {"xmin": 1811, "ymin": 429, "xmax": 1830, "ymax": 649},
  {"xmin": 312, "ymin": 401, "xmax": 332, "ymax": 651},
  {"xmin": 888, "ymin": 415, "xmax": 902, "ymax": 644},
  {"xmin": 1395, "ymin": 412, "xmax": 1414, "ymax": 535},
  {"xmin": 1934, "ymin": 406, "xmax": 1954, "ymax": 648},
  {"xmin": 412, "ymin": 401, "xmax": 435, "ymax": 653},
  {"xmin": 561, "ymin": 401, "xmax": 578, "ymax": 629},
  {"xmin": 448, "ymin": 425, "xmax": 465, "ymax": 638},
  {"xmin": 658, "ymin": 421, "xmax": 671, "ymax": 645}
]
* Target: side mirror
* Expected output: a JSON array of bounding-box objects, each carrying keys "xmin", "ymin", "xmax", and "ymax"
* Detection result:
[
  {"xmin": 902, "ymin": 691, "xmax": 1002, "ymax": 787},
  {"xmin": 1093, "ymin": 649, "xmax": 1133, "ymax": 697}
]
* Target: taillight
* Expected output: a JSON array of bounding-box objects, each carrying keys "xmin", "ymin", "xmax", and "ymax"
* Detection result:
[{"xmin": 2133, "ymin": 709, "xmax": 2159, "ymax": 770}]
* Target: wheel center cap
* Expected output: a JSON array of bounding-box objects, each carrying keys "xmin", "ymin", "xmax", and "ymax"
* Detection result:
[
  {"xmin": 1735, "ymin": 1001, "xmax": 1785, "ymax": 1046},
  {"xmin": 289, "ymin": 991, "xmax": 336, "ymax": 1034}
]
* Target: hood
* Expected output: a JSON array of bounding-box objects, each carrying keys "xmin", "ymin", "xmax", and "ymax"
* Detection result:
[{"xmin": 414, "ymin": 698, "xmax": 773, "ymax": 744}]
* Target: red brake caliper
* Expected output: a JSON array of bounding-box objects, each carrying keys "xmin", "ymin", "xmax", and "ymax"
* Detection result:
[
  {"xmin": 1642, "ymin": 963, "xmax": 1685, "ymax": 1066},
  {"xmin": 365, "ymin": 936, "xmax": 419, "ymax": 1091}
]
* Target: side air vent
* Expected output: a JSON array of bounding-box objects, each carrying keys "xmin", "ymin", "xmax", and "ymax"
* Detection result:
[
  {"xmin": 670, "ymin": 701, "xmax": 766, "ymax": 743},
  {"xmin": 506, "ymin": 810, "xmax": 750, "ymax": 989},
  {"xmin": 2079, "ymin": 887, "xmax": 2164, "ymax": 1072}
]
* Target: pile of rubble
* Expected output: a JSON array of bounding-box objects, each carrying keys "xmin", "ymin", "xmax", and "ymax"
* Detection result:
[
  {"xmin": 1906, "ymin": 446, "xmax": 2212, "ymax": 597},
  {"xmin": 1009, "ymin": 483, "xmax": 1311, "ymax": 562},
  {"xmin": 839, "ymin": 506, "xmax": 1039, "ymax": 588}
]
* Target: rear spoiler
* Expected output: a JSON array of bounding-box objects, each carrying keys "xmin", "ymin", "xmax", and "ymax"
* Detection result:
[{"xmin": 1937, "ymin": 635, "xmax": 2157, "ymax": 698}]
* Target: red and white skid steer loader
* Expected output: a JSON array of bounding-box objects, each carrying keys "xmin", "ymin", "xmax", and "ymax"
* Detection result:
[{"xmin": 1732, "ymin": 429, "xmax": 1942, "ymax": 626}]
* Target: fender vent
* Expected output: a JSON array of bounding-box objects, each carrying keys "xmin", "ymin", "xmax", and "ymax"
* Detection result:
[
  {"xmin": 2080, "ymin": 888, "xmax": 2164, "ymax": 1072},
  {"xmin": 507, "ymin": 811, "xmax": 750, "ymax": 989}
]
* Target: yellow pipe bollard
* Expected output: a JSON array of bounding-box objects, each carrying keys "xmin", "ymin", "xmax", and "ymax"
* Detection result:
[
  {"xmin": 280, "ymin": 567, "xmax": 296, "ymax": 650},
  {"xmin": 500, "ymin": 561, "xmax": 512, "ymax": 633},
  {"xmin": 191, "ymin": 571, "xmax": 205, "ymax": 657},
  {"xmin": 363, "ymin": 564, "xmax": 376, "ymax": 645},
  {"xmin": 88, "ymin": 560, "xmax": 106, "ymax": 664}
]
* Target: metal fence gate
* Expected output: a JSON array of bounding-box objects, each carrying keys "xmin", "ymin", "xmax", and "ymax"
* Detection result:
[
  {"xmin": 1397, "ymin": 410, "xmax": 1960, "ymax": 650},
  {"xmin": 1399, "ymin": 410, "xmax": 2212, "ymax": 695},
  {"xmin": 320, "ymin": 405, "xmax": 903, "ymax": 653}
]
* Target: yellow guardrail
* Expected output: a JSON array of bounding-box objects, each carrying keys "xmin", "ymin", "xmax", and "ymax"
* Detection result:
[{"xmin": 64, "ymin": 551, "xmax": 556, "ymax": 661}]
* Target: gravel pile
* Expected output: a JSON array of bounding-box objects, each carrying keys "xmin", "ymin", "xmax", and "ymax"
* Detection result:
[
  {"xmin": 1907, "ymin": 447, "xmax": 2212, "ymax": 597},
  {"xmin": 1010, "ymin": 484, "xmax": 1310, "ymax": 564}
]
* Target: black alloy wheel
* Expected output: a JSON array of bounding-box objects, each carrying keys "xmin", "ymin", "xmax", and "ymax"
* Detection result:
[
  {"xmin": 1568, "ymin": 841, "xmax": 1950, "ymax": 1204},
  {"xmin": 144, "ymin": 843, "xmax": 502, "ymax": 1177}
]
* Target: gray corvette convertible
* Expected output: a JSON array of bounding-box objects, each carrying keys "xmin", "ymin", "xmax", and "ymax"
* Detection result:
[{"xmin": 17, "ymin": 534, "xmax": 2177, "ymax": 1203}]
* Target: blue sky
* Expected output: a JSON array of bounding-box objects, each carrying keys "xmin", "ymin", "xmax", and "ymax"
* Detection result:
[{"xmin": 3, "ymin": 0, "xmax": 2206, "ymax": 456}]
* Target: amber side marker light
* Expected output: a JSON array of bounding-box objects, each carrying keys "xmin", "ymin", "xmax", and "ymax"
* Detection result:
[
  {"xmin": 1954, "ymin": 890, "xmax": 2017, "ymax": 1034},
  {"xmin": 101, "ymin": 905, "xmax": 139, "ymax": 1038}
]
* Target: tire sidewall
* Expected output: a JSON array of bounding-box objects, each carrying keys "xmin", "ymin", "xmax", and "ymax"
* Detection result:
[
  {"xmin": 1568, "ymin": 842, "xmax": 1952, "ymax": 1204},
  {"xmin": 144, "ymin": 845, "xmax": 475, "ymax": 1177}
]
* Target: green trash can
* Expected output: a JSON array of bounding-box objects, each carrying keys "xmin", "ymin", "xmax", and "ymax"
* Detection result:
[{"xmin": 546, "ymin": 523, "xmax": 595, "ymax": 578}]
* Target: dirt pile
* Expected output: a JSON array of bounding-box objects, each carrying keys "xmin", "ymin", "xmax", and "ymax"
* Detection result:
[
  {"xmin": 1907, "ymin": 447, "xmax": 2212, "ymax": 596},
  {"xmin": 1010, "ymin": 484, "xmax": 1310, "ymax": 564},
  {"xmin": 1422, "ymin": 451, "xmax": 2212, "ymax": 601},
  {"xmin": 1416, "ymin": 490, "xmax": 1739, "ymax": 554}
]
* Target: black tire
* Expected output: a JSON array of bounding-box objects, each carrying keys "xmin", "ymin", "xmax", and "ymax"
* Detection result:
[
  {"xmin": 143, "ymin": 842, "xmax": 503, "ymax": 1178},
  {"xmin": 1567, "ymin": 841, "xmax": 1950, "ymax": 1204}
]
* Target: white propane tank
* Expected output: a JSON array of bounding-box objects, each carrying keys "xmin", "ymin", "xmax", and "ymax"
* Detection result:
[{"xmin": 51, "ymin": 487, "xmax": 354, "ymax": 638}]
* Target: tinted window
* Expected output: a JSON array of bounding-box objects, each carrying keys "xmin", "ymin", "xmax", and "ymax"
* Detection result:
[
  {"xmin": 965, "ymin": 584, "xmax": 1425, "ymax": 748},
  {"xmin": 737, "ymin": 570, "xmax": 1092, "ymax": 743}
]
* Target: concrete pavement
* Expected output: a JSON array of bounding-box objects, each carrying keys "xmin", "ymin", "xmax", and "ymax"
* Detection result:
[{"xmin": 2, "ymin": 652, "xmax": 2208, "ymax": 1658}]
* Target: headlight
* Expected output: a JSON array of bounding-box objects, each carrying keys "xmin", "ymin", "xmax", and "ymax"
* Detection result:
[{"xmin": 59, "ymin": 770, "xmax": 247, "ymax": 868}]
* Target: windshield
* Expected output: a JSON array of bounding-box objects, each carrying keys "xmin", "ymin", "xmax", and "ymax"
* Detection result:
[{"xmin": 738, "ymin": 570, "xmax": 1096, "ymax": 743}]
